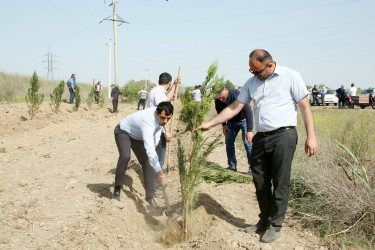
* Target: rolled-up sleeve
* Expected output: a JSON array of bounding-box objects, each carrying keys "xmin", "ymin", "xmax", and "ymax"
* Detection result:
[{"xmin": 141, "ymin": 123, "xmax": 162, "ymax": 173}]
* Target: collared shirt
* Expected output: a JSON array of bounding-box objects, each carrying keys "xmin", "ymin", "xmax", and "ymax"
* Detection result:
[
  {"xmin": 138, "ymin": 90, "xmax": 149, "ymax": 100},
  {"xmin": 147, "ymin": 85, "xmax": 167, "ymax": 108},
  {"xmin": 215, "ymin": 89, "xmax": 253, "ymax": 132},
  {"xmin": 320, "ymin": 86, "xmax": 327, "ymax": 94},
  {"xmin": 237, "ymin": 64, "xmax": 308, "ymax": 132},
  {"xmin": 67, "ymin": 78, "xmax": 76, "ymax": 89},
  {"xmin": 119, "ymin": 107, "xmax": 162, "ymax": 172}
]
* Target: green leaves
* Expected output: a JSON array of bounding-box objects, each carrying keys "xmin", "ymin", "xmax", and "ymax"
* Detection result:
[{"xmin": 25, "ymin": 71, "xmax": 44, "ymax": 119}]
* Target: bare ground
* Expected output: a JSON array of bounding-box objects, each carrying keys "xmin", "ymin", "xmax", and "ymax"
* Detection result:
[{"xmin": 0, "ymin": 102, "xmax": 325, "ymax": 249}]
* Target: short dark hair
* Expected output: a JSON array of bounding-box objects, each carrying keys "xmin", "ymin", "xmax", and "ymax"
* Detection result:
[
  {"xmin": 156, "ymin": 101, "xmax": 174, "ymax": 115},
  {"xmin": 71, "ymin": 74, "xmax": 75, "ymax": 78},
  {"xmin": 351, "ymin": 83, "xmax": 355, "ymax": 87},
  {"xmin": 249, "ymin": 49, "xmax": 273, "ymax": 63},
  {"xmin": 158, "ymin": 72, "xmax": 172, "ymax": 85}
]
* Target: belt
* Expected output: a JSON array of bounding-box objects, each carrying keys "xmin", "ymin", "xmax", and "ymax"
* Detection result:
[{"xmin": 258, "ymin": 126, "xmax": 295, "ymax": 137}]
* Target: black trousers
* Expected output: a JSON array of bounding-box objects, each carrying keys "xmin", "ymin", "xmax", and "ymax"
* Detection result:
[
  {"xmin": 114, "ymin": 126, "xmax": 155, "ymax": 198},
  {"xmin": 112, "ymin": 100, "xmax": 119, "ymax": 112},
  {"xmin": 250, "ymin": 128, "xmax": 298, "ymax": 229},
  {"xmin": 137, "ymin": 99, "xmax": 146, "ymax": 110}
]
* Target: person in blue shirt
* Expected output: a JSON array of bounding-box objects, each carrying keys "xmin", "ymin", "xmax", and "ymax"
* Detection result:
[
  {"xmin": 67, "ymin": 74, "xmax": 77, "ymax": 104},
  {"xmin": 112, "ymin": 102, "xmax": 173, "ymax": 208},
  {"xmin": 214, "ymin": 88, "xmax": 253, "ymax": 173}
]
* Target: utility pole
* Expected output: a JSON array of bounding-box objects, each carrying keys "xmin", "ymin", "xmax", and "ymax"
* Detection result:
[
  {"xmin": 43, "ymin": 47, "xmax": 58, "ymax": 79},
  {"xmin": 145, "ymin": 67, "xmax": 149, "ymax": 89},
  {"xmin": 100, "ymin": 0, "xmax": 129, "ymax": 88},
  {"xmin": 106, "ymin": 39, "xmax": 112, "ymax": 98}
]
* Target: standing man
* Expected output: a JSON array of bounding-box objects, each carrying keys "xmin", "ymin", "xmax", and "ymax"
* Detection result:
[
  {"xmin": 311, "ymin": 85, "xmax": 319, "ymax": 106},
  {"xmin": 348, "ymin": 83, "xmax": 357, "ymax": 97},
  {"xmin": 112, "ymin": 102, "xmax": 173, "ymax": 208},
  {"xmin": 111, "ymin": 84, "xmax": 123, "ymax": 113},
  {"xmin": 147, "ymin": 72, "xmax": 180, "ymax": 194},
  {"xmin": 214, "ymin": 87, "xmax": 253, "ymax": 172},
  {"xmin": 336, "ymin": 85, "xmax": 346, "ymax": 108},
  {"xmin": 67, "ymin": 74, "xmax": 77, "ymax": 104},
  {"xmin": 137, "ymin": 87, "xmax": 149, "ymax": 110},
  {"xmin": 191, "ymin": 85, "xmax": 202, "ymax": 103},
  {"xmin": 320, "ymin": 84, "xmax": 327, "ymax": 106},
  {"xmin": 197, "ymin": 49, "xmax": 317, "ymax": 243},
  {"xmin": 93, "ymin": 79, "xmax": 102, "ymax": 104}
]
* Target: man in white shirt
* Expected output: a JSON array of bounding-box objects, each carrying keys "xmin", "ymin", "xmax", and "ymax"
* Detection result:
[
  {"xmin": 137, "ymin": 87, "xmax": 149, "ymax": 110},
  {"xmin": 197, "ymin": 49, "xmax": 317, "ymax": 243},
  {"xmin": 191, "ymin": 85, "xmax": 201, "ymax": 103},
  {"xmin": 348, "ymin": 83, "xmax": 357, "ymax": 96},
  {"xmin": 112, "ymin": 102, "xmax": 173, "ymax": 208}
]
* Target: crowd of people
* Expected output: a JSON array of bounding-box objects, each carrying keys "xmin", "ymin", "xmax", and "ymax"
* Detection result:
[{"xmin": 65, "ymin": 49, "xmax": 318, "ymax": 243}]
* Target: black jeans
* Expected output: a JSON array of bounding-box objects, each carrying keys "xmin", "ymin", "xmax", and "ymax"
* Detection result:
[
  {"xmin": 114, "ymin": 126, "xmax": 155, "ymax": 198},
  {"xmin": 94, "ymin": 91, "xmax": 99, "ymax": 103},
  {"xmin": 112, "ymin": 100, "xmax": 119, "ymax": 112},
  {"xmin": 250, "ymin": 127, "xmax": 298, "ymax": 229},
  {"xmin": 137, "ymin": 99, "xmax": 146, "ymax": 110}
]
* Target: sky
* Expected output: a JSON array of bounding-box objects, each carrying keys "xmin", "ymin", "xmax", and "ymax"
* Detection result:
[{"xmin": 1, "ymin": 0, "xmax": 375, "ymax": 90}]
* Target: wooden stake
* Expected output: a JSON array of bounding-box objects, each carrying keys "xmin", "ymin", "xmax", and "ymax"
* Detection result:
[{"xmin": 166, "ymin": 66, "xmax": 181, "ymax": 174}]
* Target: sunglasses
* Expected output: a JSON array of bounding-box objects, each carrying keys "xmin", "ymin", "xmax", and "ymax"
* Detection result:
[{"xmin": 249, "ymin": 61, "xmax": 273, "ymax": 76}]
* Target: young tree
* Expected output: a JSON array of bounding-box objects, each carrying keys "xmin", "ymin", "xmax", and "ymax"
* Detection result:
[
  {"xmin": 50, "ymin": 80, "xmax": 65, "ymax": 113},
  {"xmin": 87, "ymin": 86, "xmax": 95, "ymax": 109},
  {"xmin": 73, "ymin": 86, "xmax": 81, "ymax": 111},
  {"xmin": 25, "ymin": 71, "xmax": 44, "ymax": 119},
  {"xmin": 98, "ymin": 91, "xmax": 105, "ymax": 108},
  {"xmin": 177, "ymin": 61, "xmax": 223, "ymax": 240}
]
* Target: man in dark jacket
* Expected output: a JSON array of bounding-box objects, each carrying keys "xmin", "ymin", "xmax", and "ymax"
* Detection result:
[
  {"xmin": 111, "ymin": 85, "xmax": 123, "ymax": 113},
  {"xmin": 214, "ymin": 88, "xmax": 253, "ymax": 172},
  {"xmin": 336, "ymin": 85, "xmax": 347, "ymax": 109}
]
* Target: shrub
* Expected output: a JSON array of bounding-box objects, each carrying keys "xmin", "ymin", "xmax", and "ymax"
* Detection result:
[
  {"xmin": 121, "ymin": 80, "xmax": 154, "ymax": 103},
  {"xmin": 87, "ymin": 86, "xmax": 95, "ymax": 109},
  {"xmin": 25, "ymin": 71, "xmax": 44, "ymax": 119},
  {"xmin": 50, "ymin": 80, "xmax": 65, "ymax": 113},
  {"xmin": 98, "ymin": 91, "xmax": 105, "ymax": 108},
  {"xmin": 73, "ymin": 86, "xmax": 81, "ymax": 111}
]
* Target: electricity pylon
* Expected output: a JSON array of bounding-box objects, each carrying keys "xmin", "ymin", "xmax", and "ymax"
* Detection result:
[{"xmin": 43, "ymin": 47, "xmax": 58, "ymax": 79}]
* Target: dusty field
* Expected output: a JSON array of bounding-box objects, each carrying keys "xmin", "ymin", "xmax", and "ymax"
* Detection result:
[{"xmin": 0, "ymin": 101, "xmax": 325, "ymax": 249}]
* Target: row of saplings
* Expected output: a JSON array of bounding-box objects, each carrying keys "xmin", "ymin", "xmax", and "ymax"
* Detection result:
[{"xmin": 25, "ymin": 71, "xmax": 104, "ymax": 119}]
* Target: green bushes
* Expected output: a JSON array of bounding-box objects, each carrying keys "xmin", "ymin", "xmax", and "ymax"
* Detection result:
[
  {"xmin": 87, "ymin": 86, "xmax": 95, "ymax": 108},
  {"xmin": 121, "ymin": 80, "xmax": 154, "ymax": 103},
  {"xmin": 25, "ymin": 71, "xmax": 44, "ymax": 119},
  {"xmin": 50, "ymin": 80, "xmax": 65, "ymax": 113},
  {"xmin": 73, "ymin": 86, "xmax": 81, "ymax": 111},
  {"xmin": 290, "ymin": 109, "xmax": 375, "ymax": 248}
]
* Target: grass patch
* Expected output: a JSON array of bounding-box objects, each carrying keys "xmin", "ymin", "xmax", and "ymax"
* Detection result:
[{"xmin": 202, "ymin": 163, "xmax": 252, "ymax": 184}]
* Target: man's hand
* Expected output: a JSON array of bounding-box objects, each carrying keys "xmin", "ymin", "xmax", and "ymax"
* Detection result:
[
  {"xmin": 174, "ymin": 77, "xmax": 181, "ymax": 86},
  {"xmin": 246, "ymin": 131, "xmax": 254, "ymax": 144},
  {"xmin": 157, "ymin": 171, "xmax": 166, "ymax": 186},
  {"xmin": 196, "ymin": 122, "xmax": 212, "ymax": 132},
  {"xmin": 305, "ymin": 137, "xmax": 318, "ymax": 157},
  {"xmin": 222, "ymin": 125, "xmax": 230, "ymax": 136}
]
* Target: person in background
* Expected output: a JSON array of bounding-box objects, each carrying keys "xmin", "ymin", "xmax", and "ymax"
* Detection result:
[
  {"xmin": 336, "ymin": 85, "xmax": 347, "ymax": 108},
  {"xmin": 190, "ymin": 85, "xmax": 201, "ymax": 103},
  {"xmin": 320, "ymin": 84, "xmax": 327, "ymax": 106},
  {"xmin": 137, "ymin": 87, "xmax": 149, "ymax": 110},
  {"xmin": 214, "ymin": 87, "xmax": 253, "ymax": 173},
  {"xmin": 311, "ymin": 85, "xmax": 319, "ymax": 106},
  {"xmin": 197, "ymin": 49, "xmax": 317, "ymax": 243},
  {"xmin": 93, "ymin": 79, "xmax": 102, "ymax": 104},
  {"xmin": 111, "ymin": 84, "xmax": 123, "ymax": 113},
  {"xmin": 67, "ymin": 74, "xmax": 77, "ymax": 104},
  {"xmin": 348, "ymin": 83, "xmax": 357, "ymax": 97},
  {"xmin": 112, "ymin": 102, "xmax": 173, "ymax": 208}
]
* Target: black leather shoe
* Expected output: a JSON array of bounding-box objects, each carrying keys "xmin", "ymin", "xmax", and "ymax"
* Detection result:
[
  {"xmin": 146, "ymin": 197, "xmax": 160, "ymax": 208},
  {"xmin": 112, "ymin": 190, "xmax": 121, "ymax": 202}
]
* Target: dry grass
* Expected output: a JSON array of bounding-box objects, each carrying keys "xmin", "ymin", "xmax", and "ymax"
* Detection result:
[{"xmin": 291, "ymin": 107, "xmax": 375, "ymax": 248}]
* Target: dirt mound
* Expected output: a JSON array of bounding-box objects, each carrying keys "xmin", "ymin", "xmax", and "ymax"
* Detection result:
[{"xmin": 0, "ymin": 102, "xmax": 325, "ymax": 249}]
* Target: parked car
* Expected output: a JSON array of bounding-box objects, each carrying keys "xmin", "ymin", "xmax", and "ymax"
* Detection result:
[
  {"xmin": 309, "ymin": 89, "xmax": 338, "ymax": 106},
  {"xmin": 359, "ymin": 88, "xmax": 375, "ymax": 96}
]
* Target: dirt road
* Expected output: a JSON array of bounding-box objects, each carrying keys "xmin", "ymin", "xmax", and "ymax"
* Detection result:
[{"xmin": 0, "ymin": 102, "xmax": 324, "ymax": 249}]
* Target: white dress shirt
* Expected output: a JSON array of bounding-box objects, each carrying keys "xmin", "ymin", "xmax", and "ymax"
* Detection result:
[
  {"xmin": 147, "ymin": 85, "xmax": 167, "ymax": 108},
  {"xmin": 237, "ymin": 65, "xmax": 308, "ymax": 132},
  {"xmin": 119, "ymin": 107, "xmax": 162, "ymax": 172}
]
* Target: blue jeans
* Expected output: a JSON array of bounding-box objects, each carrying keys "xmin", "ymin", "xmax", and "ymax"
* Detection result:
[
  {"xmin": 226, "ymin": 119, "xmax": 253, "ymax": 170},
  {"xmin": 69, "ymin": 88, "xmax": 75, "ymax": 104}
]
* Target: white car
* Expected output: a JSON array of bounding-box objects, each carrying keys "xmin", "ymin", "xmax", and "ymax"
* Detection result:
[{"xmin": 309, "ymin": 89, "xmax": 338, "ymax": 106}]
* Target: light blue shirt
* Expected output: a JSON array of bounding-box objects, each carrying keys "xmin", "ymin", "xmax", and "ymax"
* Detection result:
[
  {"xmin": 67, "ymin": 78, "xmax": 76, "ymax": 89},
  {"xmin": 320, "ymin": 86, "xmax": 327, "ymax": 94},
  {"xmin": 119, "ymin": 107, "xmax": 162, "ymax": 172},
  {"xmin": 237, "ymin": 65, "xmax": 308, "ymax": 132}
]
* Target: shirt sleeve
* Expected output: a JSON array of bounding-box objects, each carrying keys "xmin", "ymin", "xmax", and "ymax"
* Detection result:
[
  {"xmin": 237, "ymin": 80, "xmax": 252, "ymax": 104},
  {"xmin": 242, "ymin": 104, "xmax": 253, "ymax": 132},
  {"xmin": 141, "ymin": 121, "xmax": 162, "ymax": 173},
  {"xmin": 290, "ymin": 71, "xmax": 309, "ymax": 103}
]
